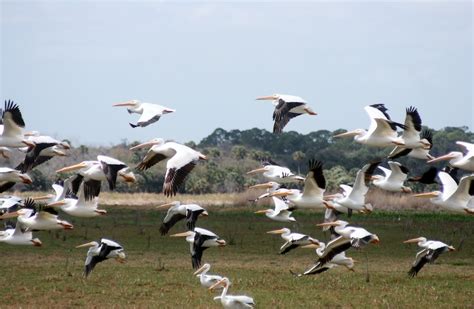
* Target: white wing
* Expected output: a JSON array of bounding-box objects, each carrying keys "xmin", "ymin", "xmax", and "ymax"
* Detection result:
[
  {"xmin": 446, "ymin": 175, "xmax": 474, "ymax": 206},
  {"xmin": 377, "ymin": 166, "xmax": 392, "ymax": 178},
  {"xmin": 385, "ymin": 161, "xmax": 408, "ymax": 184},
  {"xmin": 456, "ymin": 141, "xmax": 474, "ymax": 160},
  {"xmin": 272, "ymin": 196, "xmax": 289, "ymax": 214},
  {"xmin": 438, "ymin": 171, "xmax": 458, "ymax": 198}
]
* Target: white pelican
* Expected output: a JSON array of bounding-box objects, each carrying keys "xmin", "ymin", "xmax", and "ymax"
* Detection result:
[
  {"xmin": 254, "ymin": 197, "xmax": 296, "ymax": 222},
  {"xmin": 193, "ymin": 263, "xmax": 227, "ymax": 288},
  {"xmin": 170, "ymin": 227, "xmax": 226, "ymax": 269},
  {"xmin": 324, "ymin": 161, "xmax": 380, "ymax": 213},
  {"xmin": 248, "ymin": 181, "xmax": 284, "ymax": 202},
  {"xmin": 0, "ymin": 222, "xmax": 42, "ymax": 246},
  {"xmin": 296, "ymin": 242, "xmax": 355, "ymax": 276},
  {"xmin": 256, "ymin": 93, "xmax": 317, "ymax": 134},
  {"xmin": 209, "ymin": 277, "xmax": 255, "ymax": 309},
  {"xmin": 372, "ymin": 161, "xmax": 412, "ymax": 193},
  {"xmin": 269, "ymin": 159, "xmax": 326, "ymax": 209},
  {"xmin": 156, "ymin": 201, "xmax": 208, "ymax": 235},
  {"xmin": 17, "ymin": 135, "xmax": 70, "ymax": 172},
  {"xmin": 317, "ymin": 220, "xmax": 380, "ymax": 249},
  {"xmin": 1, "ymin": 198, "xmax": 73, "ymax": 230},
  {"xmin": 389, "ymin": 129, "xmax": 434, "ymax": 160},
  {"xmin": 76, "ymin": 238, "xmax": 126, "ymax": 278},
  {"xmin": 413, "ymin": 172, "xmax": 474, "ymax": 214},
  {"xmin": 113, "ymin": 99, "xmax": 176, "ymax": 128},
  {"xmin": 130, "ymin": 138, "xmax": 207, "ymax": 197},
  {"xmin": 56, "ymin": 155, "xmax": 136, "ymax": 200},
  {"xmin": 0, "ymin": 167, "xmax": 32, "ymax": 193},
  {"xmin": 333, "ymin": 104, "xmax": 405, "ymax": 147},
  {"xmin": 428, "ymin": 141, "xmax": 474, "ymax": 172},
  {"xmin": 404, "ymin": 237, "xmax": 455, "ymax": 277},
  {"xmin": 247, "ymin": 160, "xmax": 304, "ymax": 184},
  {"xmin": 267, "ymin": 228, "xmax": 319, "ymax": 254},
  {"xmin": 0, "ymin": 100, "xmax": 35, "ymax": 148},
  {"xmin": 0, "ymin": 195, "xmax": 23, "ymax": 213}
]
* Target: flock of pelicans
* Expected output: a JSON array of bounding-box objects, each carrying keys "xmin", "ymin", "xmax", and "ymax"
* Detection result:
[{"xmin": 0, "ymin": 96, "xmax": 473, "ymax": 308}]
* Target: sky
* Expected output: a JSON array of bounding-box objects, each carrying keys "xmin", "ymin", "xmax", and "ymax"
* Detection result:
[{"xmin": 1, "ymin": 1, "xmax": 472, "ymax": 146}]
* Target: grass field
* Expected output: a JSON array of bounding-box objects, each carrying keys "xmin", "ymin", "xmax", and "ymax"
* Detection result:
[{"xmin": 1, "ymin": 206, "xmax": 473, "ymax": 308}]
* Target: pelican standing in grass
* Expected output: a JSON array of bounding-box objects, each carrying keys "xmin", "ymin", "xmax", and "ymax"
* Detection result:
[
  {"xmin": 130, "ymin": 138, "xmax": 207, "ymax": 197},
  {"xmin": 156, "ymin": 201, "xmax": 208, "ymax": 235},
  {"xmin": 0, "ymin": 100, "xmax": 35, "ymax": 148},
  {"xmin": 404, "ymin": 237, "xmax": 455, "ymax": 277},
  {"xmin": 254, "ymin": 197, "xmax": 296, "ymax": 222},
  {"xmin": 0, "ymin": 221, "xmax": 42, "ymax": 246},
  {"xmin": 256, "ymin": 94, "xmax": 317, "ymax": 134},
  {"xmin": 267, "ymin": 228, "xmax": 319, "ymax": 254},
  {"xmin": 0, "ymin": 167, "xmax": 32, "ymax": 193},
  {"xmin": 170, "ymin": 227, "xmax": 226, "ymax": 269},
  {"xmin": 428, "ymin": 141, "xmax": 474, "ymax": 172},
  {"xmin": 269, "ymin": 159, "xmax": 326, "ymax": 209},
  {"xmin": 371, "ymin": 161, "xmax": 412, "ymax": 193},
  {"xmin": 113, "ymin": 99, "xmax": 176, "ymax": 128},
  {"xmin": 56, "ymin": 155, "xmax": 136, "ymax": 200},
  {"xmin": 413, "ymin": 172, "xmax": 474, "ymax": 214},
  {"xmin": 333, "ymin": 104, "xmax": 405, "ymax": 147},
  {"xmin": 193, "ymin": 263, "xmax": 227, "ymax": 288},
  {"xmin": 209, "ymin": 277, "xmax": 255, "ymax": 309},
  {"xmin": 76, "ymin": 238, "xmax": 126, "ymax": 278},
  {"xmin": 247, "ymin": 160, "xmax": 304, "ymax": 184}
]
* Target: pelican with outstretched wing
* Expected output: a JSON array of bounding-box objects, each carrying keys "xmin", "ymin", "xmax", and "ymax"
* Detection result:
[{"xmin": 113, "ymin": 99, "xmax": 175, "ymax": 128}]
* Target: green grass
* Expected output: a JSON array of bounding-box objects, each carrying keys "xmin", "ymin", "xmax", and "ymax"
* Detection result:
[{"xmin": 1, "ymin": 207, "xmax": 473, "ymax": 308}]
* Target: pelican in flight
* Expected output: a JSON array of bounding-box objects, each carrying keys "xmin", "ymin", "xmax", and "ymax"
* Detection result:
[
  {"xmin": 130, "ymin": 138, "xmax": 207, "ymax": 197},
  {"xmin": 248, "ymin": 181, "xmax": 284, "ymax": 202},
  {"xmin": 324, "ymin": 161, "xmax": 380, "ymax": 213},
  {"xmin": 193, "ymin": 263, "xmax": 227, "ymax": 289},
  {"xmin": 267, "ymin": 228, "xmax": 319, "ymax": 254},
  {"xmin": 372, "ymin": 161, "xmax": 412, "ymax": 193},
  {"xmin": 295, "ymin": 242, "xmax": 355, "ymax": 276},
  {"xmin": 317, "ymin": 220, "xmax": 380, "ymax": 249},
  {"xmin": 0, "ymin": 195, "xmax": 23, "ymax": 214},
  {"xmin": 428, "ymin": 141, "xmax": 474, "ymax": 172},
  {"xmin": 76, "ymin": 238, "xmax": 126, "ymax": 278},
  {"xmin": 156, "ymin": 201, "xmax": 208, "ymax": 235},
  {"xmin": 256, "ymin": 94, "xmax": 316, "ymax": 134},
  {"xmin": 0, "ymin": 221, "xmax": 42, "ymax": 246},
  {"xmin": 404, "ymin": 237, "xmax": 455, "ymax": 277},
  {"xmin": 413, "ymin": 172, "xmax": 474, "ymax": 214},
  {"xmin": 56, "ymin": 155, "xmax": 136, "ymax": 200},
  {"xmin": 254, "ymin": 197, "xmax": 296, "ymax": 222},
  {"xmin": 113, "ymin": 99, "xmax": 176, "ymax": 128},
  {"xmin": 0, "ymin": 100, "xmax": 35, "ymax": 148},
  {"xmin": 247, "ymin": 160, "xmax": 304, "ymax": 184},
  {"xmin": 270, "ymin": 159, "xmax": 326, "ymax": 209},
  {"xmin": 389, "ymin": 129, "xmax": 434, "ymax": 160},
  {"xmin": 408, "ymin": 166, "xmax": 458, "ymax": 185},
  {"xmin": 1, "ymin": 198, "xmax": 73, "ymax": 230},
  {"xmin": 17, "ymin": 135, "xmax": 70, "ymax": 172},
  {"xmin": 170, "ymin": 227, "xmax": 226, "ymax": 269},
  {"xmin": 209, "ymin": 277, "xmax": 255, "ymax": 309},
  {"xmin": 0, "ymin": 167, "xmax": 32, "ymax": 193},
  {"xmin": 333, "ymin": 104, "xmax": 405, "ymax": 147}
]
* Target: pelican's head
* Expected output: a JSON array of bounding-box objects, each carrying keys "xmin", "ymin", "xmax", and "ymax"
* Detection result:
[
  {"xmin": 216, "ymin": 239, "xmax": 226, "ymax": 247},
  {"xmin": 112, "ymin": 99, "xmax": 140, "ymax": 108},
  {"xmin": 267, "ymin": 228, "xmax": 290, "ymax": 235},
  {"xmin": 303, "ymin": 106, "xmax": 317, "ymax": 116},
  {"xmin": 129, "ymin": 138, "xmax": 165, "ymax": 151},
  {"xmin": 370, "ymin": 234, "xmax": 380, "ymax": 244},
  {"xmin": 18, "ymin": 173, "xmax": 32, "ymax": 184},
  {"xmin": 316, "ymin": 220, "xmax": 349, "ymax": 228},
  {"xmin": 193, "ymin": 263, "xmax": 211, "ymax": 275},
  {"xmin": 118, "ymin": 168, "xmax": 136, "ymax": 183},
  {"xmin": 427, "ymin": 151, "xmax": 463, "ymax": 164},
  {"xmin": 333, "ymin": 129, "xmax": 366, "ymax": 139},
  {"xmin": 256, "ymin": 94, "xmax": 280, "ymax": 102},
  {"xmin": 268, "ymin": 188, "xmax": 295, "ymax": 198},
  {"xmin": 209, "ymin": 277, "xmax": 230, "ymax": 291},
  {"xmin": 246, "ymin": 166, "xmax": 269, "ymax": 175},
  {"xmin": 403, "ymin": 237, "xmax": 427, "ymax": 244},
  {"xmin": 248, "ymin": 181, "xmax": 280, "ymax": 190},
  {"xmin": 115, "ymin": 250, "xmax": 127, "ymax": 263},
  {"xmin": 76, "ymin": 241, "xmax": 99, "ymax": 249}
]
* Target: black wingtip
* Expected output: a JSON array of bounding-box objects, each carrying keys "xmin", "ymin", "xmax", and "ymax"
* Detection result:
[{"xmin": 129, "ymin": 123, "xmax": 138, "ymax": 128}]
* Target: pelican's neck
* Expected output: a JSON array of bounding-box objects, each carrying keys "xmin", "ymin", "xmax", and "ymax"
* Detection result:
[{"xmin": 220, "ymin": 282, "xmax": 229, "ymax": 299}]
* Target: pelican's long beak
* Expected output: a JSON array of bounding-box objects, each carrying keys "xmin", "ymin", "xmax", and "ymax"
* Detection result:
[
  {"xmin": 53, "ymin": 149, "xmax": 67, "ymax": 156},
  {"xmin": 22, "ymin": 140, "xmax": 36, "ymax": 147},
  {"xmin": 32, "ymin": 194, "xmax": 55, "ymax": 201},
  {"xmin": 163, "ymin": 108, "xmax": 176, "ymax": 114},
  {"xmin": 254, "ymin": 209, "xmax": 269, "ymax": 214},
  {"xmin": 304, "ymin": 107, "xmax": 317, "ymax": 115},
  {"xmin": 156, "ymin": 202, "xmax": 177, "ymax": 210},
  {"xmin": 199, "ymin": 154, "xmax": 208, "ymax": 160},
  {"xmin": 31, "ymin": 238, "xmax": 42, "ymax": 247},
  {"xmin": 301, "ymin": 243, "xmax": 320, "ymax": 249},
  {"xmin": 448, "ymin": 246, "xmax": 456, "ymax": 251},
  {"xmin": 193, "ymin": 264, "xmax": 207, "ymax": 275},
  {"xmin": 316, "ymin": 222, "xmax": 340, "ymax": 228},
  {"xmin": 47, "ymin": 200, "xmax": 67, "ymax": 207},
  {"xmin": 256, "ymin": 95, "xmax": 276, "ymax": 101},
  {"xmin": 427, "ymin": 153, "xmax": 457, "ymax": 164},
  {"xmin": 412, "ymin": 191, "xmax": 439, "ymax": 198},
  {"xmin": 216, "ymin": 239, "xmax": 226, "ymax": 246},
  {"xmin": 170, "ymin": 231, "xmax": 193, "ymax": 237},
  {"xmin": 209, "ymin": 278, "xmax": 226, "ymax": 291},
  {"xmin": 403, "ymin": 237, "xmax": 423, "ymax": 244},
  {"xmin": 249, "ymin": 182, "xmax": 274, "ymax": 190},
  {"xmin": 76, "ymin": 241, "xmax": 97, "ymax": 248},
  {"xmin": 129, "ymin": 140, "xmax": 158, "ymax": 151},
  {"xmin": 269, "ymin": 190, "xmax": 291, "ymax": 198},
  {"xmin": 56, "ymin": 162, "xmax": 88, "ymax": 173},
  {"xmin": 0, "ymin": 211, "xmax": 19, "ymax": 220},
  {"xmin": 113, "ymin": 100, "xmax": 136, "ymax": 107},
  {"xmin": 200, "ymin": 210, "xmax": 209, "ymax": 217},
  {"xmin": 247, "ymin": 167, "xmax": 267, "ymax": 175},
  {"xmin": 267, "ymin": 228, "xmax": 286, "ymax": 235},
  {"xmin": 19, "ymin": 174, "xmax": 33, "ymax": 184},
  {"xmin": 333, "ymin": 130, "xmax": 360, "ymax": 138}
]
